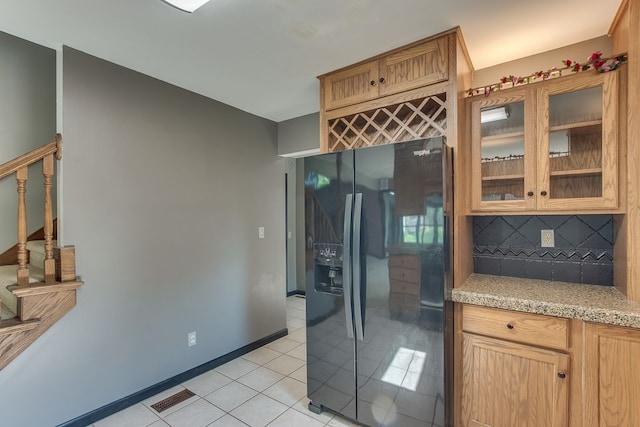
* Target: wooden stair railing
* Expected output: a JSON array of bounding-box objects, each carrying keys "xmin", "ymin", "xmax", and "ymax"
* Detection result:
[
  {"xmin": 0, "ymin": 134, "xmax": 84, "ymax": 370},
  {"xmin": 0, "ymin": 219, "xmax": 58, "ymax": 266},
  {"xmin": 0, "ymin": 134, "xmax": 62, "ymax": 285}
]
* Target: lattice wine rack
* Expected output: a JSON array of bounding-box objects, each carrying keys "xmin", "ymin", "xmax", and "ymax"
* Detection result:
[{"xmin": 327, "ymin": 93, "xmax": 447, "ymax": 152}]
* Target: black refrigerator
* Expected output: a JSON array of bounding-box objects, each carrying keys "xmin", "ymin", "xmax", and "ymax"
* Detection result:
[{"xmin": 304, "ymin": 137, "xmax": 453, "ymax": 427}]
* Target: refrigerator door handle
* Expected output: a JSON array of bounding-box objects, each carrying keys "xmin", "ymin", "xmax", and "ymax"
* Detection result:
[
  {"xmin": 343, "ymin": 194, "xmax": 354, "ymax": 339},
  {"xmin": 353, "ymin": 193, "xmax": 364, "ymax": 341}
]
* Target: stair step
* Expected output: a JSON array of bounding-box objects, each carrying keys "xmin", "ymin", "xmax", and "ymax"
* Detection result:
[
  {"xmin": 26, "ymin": 240, "xmax": 56, "ymax": 269},
  {"xmin": 0, "ymin": 265, "xmax": 44, "ymax": 316},
  {"xmin": 0, "ymin": 318, "xmax": 40, "ymax": 336}
]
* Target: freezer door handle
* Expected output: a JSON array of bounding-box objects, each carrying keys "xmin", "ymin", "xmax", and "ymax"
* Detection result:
[
  {"xmin": 343, "ymin": 194, "xmax": 354, "ymax": 339},
  {"xmin": 353, "ymin": 193, "xmax": 364, "ymax": 341}
]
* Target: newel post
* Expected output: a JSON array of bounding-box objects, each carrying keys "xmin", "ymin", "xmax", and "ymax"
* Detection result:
[
  {"xmin": 43, "ymin": 154, "xmax": 55, "ymax": 283},
  {"xmin": 16, "ymin": 166, "xmax": 29, "ymax": 286}
]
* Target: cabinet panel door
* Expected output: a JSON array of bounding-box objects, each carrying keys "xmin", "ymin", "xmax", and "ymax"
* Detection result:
[
  {"xmin": 378, "ymin": 37, "xmax": 448, "ymax": 97},
  {"xmin": 469, "ymin": 88, "xmax": 537, "ymax": 212},
  {"xmin": 461, "ymin": 333, "xmax": 570, "ymax": 427},
  {"xmin": 536, "ymin": 72, "xmax": 618, "ymax": 210},
  {"xmin": 584, "ymin": 323, "xmax": 640, "ymax": 427},
  {"xmin": 322, "ymin": 61, "xmax": 379, "ymax": 111}
]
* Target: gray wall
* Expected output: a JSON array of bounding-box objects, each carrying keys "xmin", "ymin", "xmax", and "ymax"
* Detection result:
[
  {"xmin": 277, "ymin": 112, "xmax": 320, "ymax": 157},
  {"xmin": 0, "ymin": 47, "xmax": 286, "ymax": 426},
  {"xmin": 0, "ymin": 31, "xmax": 56, "ymax": 252},
  {"xmin": 277, "ymin": 113, "xmax": 322, "ymax": 292}
]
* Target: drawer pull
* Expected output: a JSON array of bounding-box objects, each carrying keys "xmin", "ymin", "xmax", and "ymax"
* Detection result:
[
  {"xmin": 557, "ymin": 372, "xmax": 566, "ymax": 379},
  {"xmin": 506, "ymin": 323, "xmax": 514, "ymax": 329}
]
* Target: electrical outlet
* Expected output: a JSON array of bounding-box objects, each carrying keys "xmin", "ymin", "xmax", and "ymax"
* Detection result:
[
  {"xmin": 188, "ymin": 331, "xmax": 197, "ymax": 347},
  {"xmin": 541, "ymin": 230, "xmax": 555, "ymax": 248}
]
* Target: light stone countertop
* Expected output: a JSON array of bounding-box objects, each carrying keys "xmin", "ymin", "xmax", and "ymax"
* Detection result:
[{"xmin": 452, "ymin": 274, "xmax": 640, "ymax": 329}]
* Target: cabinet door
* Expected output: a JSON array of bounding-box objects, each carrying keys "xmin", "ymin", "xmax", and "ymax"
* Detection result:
[
  {"xmin": 470, "ymin": 88, "xmax": 537, "ymax": 212},
  {"xmin": 322, "ymin": 61, "xmax": 379, "ymax": 111},
  {"xmin": 584, "ymin": 323, "xmax": 640, "ymax": 427},
  {"xmin": 461, "ymin": 333, "xmax": 570, "ymax": 427},
  {"xmin": 378, "ymin": 37, "xmax": 448, "ymax": 97},
  {"xmin": 536, "ymin": 72, "xmax": 618, "ymax": 210}
]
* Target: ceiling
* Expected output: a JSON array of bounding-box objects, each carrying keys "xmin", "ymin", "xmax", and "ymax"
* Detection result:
[{"xmin": 0, "ymin": 0, "xmax": 622, "ymax": 122}]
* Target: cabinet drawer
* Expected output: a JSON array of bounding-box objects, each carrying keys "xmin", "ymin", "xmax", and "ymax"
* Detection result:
[
  {"xmin": 462, "ymin": 305, "xmax": 569, "ymax": 350},
  {"xmin": 389, "ymin": 280, "xmax": 419, "ymax": 296},
  {"xmin": 389, "ymin": 267, "xmax": 420, "ymax": 283},
  {"xmin": 389, "ymin": 255, "xmax": 420, "ymax": 269}
]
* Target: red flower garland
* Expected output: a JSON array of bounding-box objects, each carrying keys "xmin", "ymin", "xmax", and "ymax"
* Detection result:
[{"xmin": 466, "ymin": 51, "xmax": 627, "ymax": 97}]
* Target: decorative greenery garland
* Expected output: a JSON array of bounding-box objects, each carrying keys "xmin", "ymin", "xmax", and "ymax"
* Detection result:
[{"xmin": 466, "ymin": 52, "xmax": 627, "ymax": 97}]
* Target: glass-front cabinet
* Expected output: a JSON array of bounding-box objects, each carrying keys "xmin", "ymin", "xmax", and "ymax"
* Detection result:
[{"xmin": 470, "ymin": 71, "xmax": 620, "ymax": 213}]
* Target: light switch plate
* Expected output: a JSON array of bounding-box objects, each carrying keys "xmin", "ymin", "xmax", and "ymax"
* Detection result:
[
  {"xmin": 258, "ymin": 227, "xmax": 265, "ymax": 239},
  {"xmin": 541, "ymin": 230, "xmax": 554, "ymax": 247}
]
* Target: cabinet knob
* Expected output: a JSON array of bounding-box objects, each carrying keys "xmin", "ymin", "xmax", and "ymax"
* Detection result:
[
  {"xmin": 506, "ymin": 323, "xmax": 514, "ymax": 329},
  {"xmin": 370, "ymin": 80, "xmax": 377, "ymax": 86},
  {"xmin": 527, "ymin": 191, "xmax": 534, "ymax": 197},
  {"xmin": 379, "ymin": 77, "xmax": 385, "ymax": 84},
  {"xmin": 558, "ymin": 372, "xmax": 566, "ymax": 379},
  {"xmin": 541, "ymin": 190, "xmax": 548, "ymax": 196}
]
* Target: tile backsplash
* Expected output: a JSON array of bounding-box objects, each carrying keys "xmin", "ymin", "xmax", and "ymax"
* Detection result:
[{"xmin": 473, "ymin": 215, "xmax": 613, "ymax": 285}]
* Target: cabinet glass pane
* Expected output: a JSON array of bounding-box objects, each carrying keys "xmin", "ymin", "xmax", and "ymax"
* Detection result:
[
  {"xmin": 548, "ymin": 87, "xmax": 603, "ymax": 199},
  {"xmin": 480, "ymin": 101, "xmax": 525, "ymax": 201}
]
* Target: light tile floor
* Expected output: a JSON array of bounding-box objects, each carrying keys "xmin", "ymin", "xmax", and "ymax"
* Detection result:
[{"xmin": 92, "ymin": 296, "xmax": 358, "ymax": 427}]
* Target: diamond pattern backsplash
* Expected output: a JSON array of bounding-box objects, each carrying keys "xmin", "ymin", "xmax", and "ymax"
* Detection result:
[{"xmin": 473, "ymin": 215, "xmax": 613, "ymax": 285}]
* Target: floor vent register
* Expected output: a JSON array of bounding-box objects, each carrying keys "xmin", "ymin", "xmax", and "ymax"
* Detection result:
[{"xmin": 150, "ymin": 389, "xmax": 195, "ymax": 413}]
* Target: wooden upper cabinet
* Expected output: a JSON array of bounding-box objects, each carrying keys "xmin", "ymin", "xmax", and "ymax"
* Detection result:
[
  {"xmin": 470, "ymin": 87, "xmax": 537, "ymax": 212},
  {"xmin": 318, "ymin": 28, "xmax": 471, "ymax": 154},
  {"xmin": 322, "ymin": 61, "xmax": 379, "ymax": 111},
  {"xmin": 536, "ymin": 72, "xmax": 618, "ymax": 211},
  {"xmin": 378, "ymin": 37, "xmax": 448, "ymax": 97},
  {"xmin": 468, "ymin": 71, "xmax": 621, "ymax": 214},
  {"xmin": 321, "ymin": 36, "xmax": 449, "ymax": 112}
]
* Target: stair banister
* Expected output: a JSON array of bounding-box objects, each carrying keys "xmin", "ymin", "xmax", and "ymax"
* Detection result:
[
  {"xmin": 0, "ymin": 135, "xmax": 61, "ymax": 179},
  {"xmin": 0, "ymin": 134, "xmax": 62, "ymax": 286},
  {"xmin": 16, "ymin": 166, "xmax": 29, "ymax": 285},
  {"xmin": 43, "ymin": 154, "xmax": 55, "ymax": 283}
]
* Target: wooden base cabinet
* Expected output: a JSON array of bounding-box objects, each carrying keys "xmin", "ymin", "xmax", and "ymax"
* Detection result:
[
  {"xmin": 584, "ymin": 323, "xmax": 640, "ymax": 427},
  {"xmin": 461, "ymin": 333, "xmax": 570, "ymax": 427},
  {"xmin": 459, "ymin": 305, "xmax": 572, "ymax": 427}
]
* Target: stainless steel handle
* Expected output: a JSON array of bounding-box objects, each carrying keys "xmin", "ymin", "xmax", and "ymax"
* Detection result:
[
  {"xmin": 353, "ymin": 193, "xmax": 364, "ymax": 341},
  {"xmin": 343, "ymin": 194, "xmax": 354, "ymax": 339}
]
